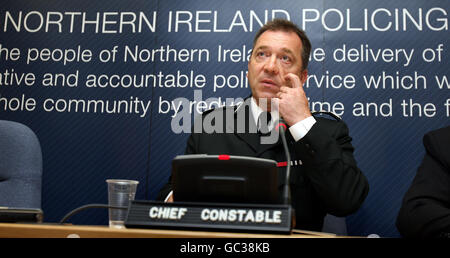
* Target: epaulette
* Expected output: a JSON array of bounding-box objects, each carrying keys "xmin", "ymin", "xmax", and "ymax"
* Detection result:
[
  {"xmin": 312, "ymin": 110, "xmax": 342, "ymax": 121},
  {"xmin": 201, "ymin": 102, "xmax": 242, "ymax": 116},
  {"xmin": 201, "ymin": 107, "xmax": 217, "ymax": 116}
]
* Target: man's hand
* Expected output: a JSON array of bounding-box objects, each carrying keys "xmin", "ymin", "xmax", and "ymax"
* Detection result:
[{"xmin": 275, "ymin": 73, "xmax": 312, "ymax": 126}]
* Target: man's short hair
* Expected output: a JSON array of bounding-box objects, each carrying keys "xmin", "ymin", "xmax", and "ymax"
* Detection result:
[{"xmin": 252, "ymin": 19, "xmax": 312, "ymax": 70}]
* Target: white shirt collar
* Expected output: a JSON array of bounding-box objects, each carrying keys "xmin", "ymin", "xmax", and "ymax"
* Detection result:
[{"xmin": 250, "ymin": 97, "xmax": 279, "ymax": 130}]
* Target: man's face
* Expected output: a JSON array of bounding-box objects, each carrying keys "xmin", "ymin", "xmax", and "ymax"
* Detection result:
[{"xmin": 247, "ymin": 30, "xmax": 307, "ymax": 110}]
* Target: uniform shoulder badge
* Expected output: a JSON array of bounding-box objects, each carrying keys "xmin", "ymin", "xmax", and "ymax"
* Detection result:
[{"xmin": 312, "ymin": 111, "xmax": 342, "ymax": 121}]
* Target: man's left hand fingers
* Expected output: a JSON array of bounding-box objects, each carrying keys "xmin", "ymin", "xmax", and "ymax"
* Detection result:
[{"xmin": 285, "ymin": 73, "xmax": 302, "ymax": 88}]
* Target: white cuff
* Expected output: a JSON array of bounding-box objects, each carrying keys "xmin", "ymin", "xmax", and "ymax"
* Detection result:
[
  {"xmin": 164, "ymin": 191, "xmax": 173, "ymax": 202},
  {"xmin": 289, "ymin": 116, "xmax": 317, "ymax": 142}
]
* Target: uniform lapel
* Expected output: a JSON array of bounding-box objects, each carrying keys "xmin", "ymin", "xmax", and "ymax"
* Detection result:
[
  {"xmin": 256, "ymin": 124, "xmax": 296, "ymax": 156},
  {"xmin": 232, "ymin": 97, "xmax": 299, "ymax": 190},
  {"xmin": 231, "ymin": 97, "xmax": 297, "ymax": 156},
  {"xmin": 232, "ymin": 97, "xmax": 260, "ymax": 154}
]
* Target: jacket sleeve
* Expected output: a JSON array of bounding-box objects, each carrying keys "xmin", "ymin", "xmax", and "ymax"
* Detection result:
[
  {"xmin": 293, "ymin": 118, "xmax": 369, "ymax": 216},
  {"xmin": 396, "ymin": 129, "xmax": 450, "ymax": 238}
]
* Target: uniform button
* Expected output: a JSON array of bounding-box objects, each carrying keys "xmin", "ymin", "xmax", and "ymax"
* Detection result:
[{"xmin": 305, "ymin": 143, "xmax": 311, "ymax": 148}]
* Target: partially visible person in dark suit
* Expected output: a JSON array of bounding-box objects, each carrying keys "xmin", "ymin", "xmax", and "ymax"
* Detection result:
[
  {"xmin": 158, "ymin": 19, "xmax": 369, "ymax": 232},
  {"xmin": 396, "ymin": 125, "xmax": 450, "ymax": 238}
]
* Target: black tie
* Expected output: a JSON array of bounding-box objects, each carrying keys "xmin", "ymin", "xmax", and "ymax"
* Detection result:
[{"xmin": 257, "ymin": 112, "xmax": 272, "ymax": 135}]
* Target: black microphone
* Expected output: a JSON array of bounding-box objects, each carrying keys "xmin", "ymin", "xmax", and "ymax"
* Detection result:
[{"xmin": 275, "ymin": 118, "xmax": 291, "ymax": 205}]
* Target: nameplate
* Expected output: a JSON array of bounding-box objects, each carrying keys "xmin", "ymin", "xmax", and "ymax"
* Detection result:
[{"xmin": 125, "ymin": 200, "xmax": 294, "ymax": 234}]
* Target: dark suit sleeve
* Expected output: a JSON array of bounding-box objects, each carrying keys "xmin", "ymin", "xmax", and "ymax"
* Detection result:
[
  {"xmin": 396, "ymin": 129, "xmax": 450, "ymax": 238},
  {"xmin": 293, "ymin": 118, "xmax": 369, "ymax": 216}
]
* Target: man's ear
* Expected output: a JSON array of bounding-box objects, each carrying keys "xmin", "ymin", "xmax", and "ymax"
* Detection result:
[{"xmin": 300, "ymin": 69, "xmax": 308, "ymax": 85}]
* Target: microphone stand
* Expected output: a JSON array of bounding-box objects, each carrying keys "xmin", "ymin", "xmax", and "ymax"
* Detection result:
[{"xmin": 276, "ymin": 120, "xmax": 291, "ymax": 205}]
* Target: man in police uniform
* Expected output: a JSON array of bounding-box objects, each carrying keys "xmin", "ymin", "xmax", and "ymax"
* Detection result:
[
  {"xmin": 396, "ymin": 125, "xmax": 450, "ymax": 238},
  {"xmin": 158, "ymin": 19, "xmax": 369, "ymax": 232}
]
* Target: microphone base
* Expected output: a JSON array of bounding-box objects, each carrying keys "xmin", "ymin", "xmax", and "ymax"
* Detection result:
[{"xmin": 125, "ymin": 200, "xmax": 295, "ymax": 234}]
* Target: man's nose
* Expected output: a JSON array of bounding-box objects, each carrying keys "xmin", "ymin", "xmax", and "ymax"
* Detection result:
[{"xmin": 264, "ymin": 56, "xmax": 279, "ymax": 74}]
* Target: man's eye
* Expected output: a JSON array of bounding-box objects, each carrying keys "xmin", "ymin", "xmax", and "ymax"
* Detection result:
[
  {"xmin": 281, "ymin": 55, "xmax": 291, "ymax": 62},
  {"xmin": 257, "ymin": 52, "xmax": 266, "ymax": 57}
]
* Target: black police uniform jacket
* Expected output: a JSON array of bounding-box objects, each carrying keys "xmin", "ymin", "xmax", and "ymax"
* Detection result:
[{"xmin": 158, "ymin": 97, "xmax": 369, "ymax": 231}]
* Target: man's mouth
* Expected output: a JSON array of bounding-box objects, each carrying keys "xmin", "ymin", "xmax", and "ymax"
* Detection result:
[{"xmin": 260, "ymin": 78, "xmax": 278, "ymax": 87}]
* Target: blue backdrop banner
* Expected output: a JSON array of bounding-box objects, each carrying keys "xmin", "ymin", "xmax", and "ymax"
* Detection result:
[{"xmin": 0, "ymin": 0, "xmax": 448, "ymax": 237}]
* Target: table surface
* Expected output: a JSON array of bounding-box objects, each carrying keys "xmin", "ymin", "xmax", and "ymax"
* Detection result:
[{"xmin": 0, "ymin": 222, "xmax": 338, "ymax": 238}]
